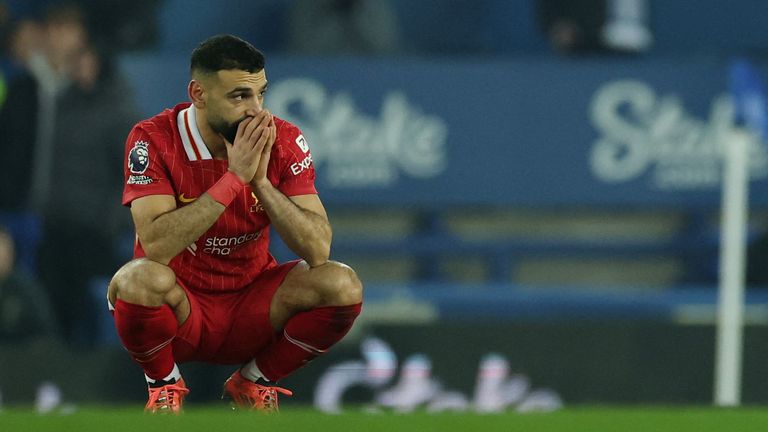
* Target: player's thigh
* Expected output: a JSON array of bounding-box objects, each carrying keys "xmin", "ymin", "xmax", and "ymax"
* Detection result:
[{"xmin": 270, "ymin": 260, "xmax": 361, "ymax": 328}]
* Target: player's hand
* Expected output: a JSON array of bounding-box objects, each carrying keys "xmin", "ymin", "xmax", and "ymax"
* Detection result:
[
  {"xmin": 251, "ymin": 116, "xmax": 276, "ymax": 191},
  {"xmin": 223, "ymin": 109, "xmax": 272, "ymax": 183}
]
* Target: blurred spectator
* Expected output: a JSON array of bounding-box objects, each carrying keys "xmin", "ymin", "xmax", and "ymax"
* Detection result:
[
  {"xmin": 6, "ymin": 17, "xmax": 44, "ymax": 67},
  {"xmin": 287, "ymin": 0, "xmax": 401, "ymax": 55},
  {"xmin": 538, "ymin": 0, "xmax": 651, "ymax": 55},
  {"xmin": 38, "ymin": 6, "xmax": 138, "ymax": 345},
  {"xmin": 0, "ymin": 3, "xmax": 139, "ymax": 344},
  {"xmin": 3, "ymin": 0, "xmax": 162, "ymax": 54},
  {"xmin": 601, "ymin": 0, "xmax": 652, "ymax": 53},
  {"xmin": 0, "ymin": 225, "xmax": 55, "ymax": 341}
]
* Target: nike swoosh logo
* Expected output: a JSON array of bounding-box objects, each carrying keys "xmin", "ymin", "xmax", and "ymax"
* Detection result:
[{"xmin": 178, "ymin": 193, "xmax": 197, "ymax": 203}]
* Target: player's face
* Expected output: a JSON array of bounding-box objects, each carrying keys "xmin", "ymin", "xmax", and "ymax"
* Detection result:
[{"xmin": 205, "ymin": 69, "xmax": 268, "ymax": 143}]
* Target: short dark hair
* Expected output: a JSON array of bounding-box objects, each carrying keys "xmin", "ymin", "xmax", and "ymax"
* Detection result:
[{"xmin": 190, "ymin": 34, "xmax": 265, "ymax": 75}]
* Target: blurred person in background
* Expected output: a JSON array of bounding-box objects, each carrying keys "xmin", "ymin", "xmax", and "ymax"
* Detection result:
[
  {"xmin": 0, "ymin": 2, "xmax": 140, "ymax": 344},
  {"xmin": 108, "ymin": 34, "xmax": 362, "ymax": 414},
  {"xmin": 1, "ymin": 0, "xmax": 162, "ymax": 55},
  {"xmin": 538, "ymin": 0, "xmax": 651, "ymax": 55},
  {"xmin": 35, "ymin": 3, "xmax": 139, "ymax": 345},
  {"xmin": 0, "ymin": 225, "xmax": 55, "ymax": 342},
  {"xmin": 0, "ymin": 16, "xmax": 44, "ymax": 210},
  {"xmin": 286, "ymin": 0, "xmax": 401, "ymax": 55},
  {"xmin": 0, "ymin": 223, "xmax": 65, "ymax": 410}
]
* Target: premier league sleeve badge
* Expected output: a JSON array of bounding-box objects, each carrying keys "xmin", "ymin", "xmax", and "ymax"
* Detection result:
[
  {"xmin": 129, "ymin": 140, "xmax": 150, "ymax": 174},
  {"xmin": 127, "ymin": 140, "xmax": 154, "ymax": 184}
]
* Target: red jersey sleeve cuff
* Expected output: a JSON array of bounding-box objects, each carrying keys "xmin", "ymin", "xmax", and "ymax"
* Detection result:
[
  {"xmin": 279, "ymin": 182, "xmax": 318, "ymax": 197},
  {"xmin": 122, "ymin": 186, "xmax": 175, "ymax": 206}
]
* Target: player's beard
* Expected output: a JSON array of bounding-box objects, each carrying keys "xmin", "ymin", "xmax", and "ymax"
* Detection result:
[{"xmin": 210, "ymin": 115, "xmax": 250, "ymax": 144}]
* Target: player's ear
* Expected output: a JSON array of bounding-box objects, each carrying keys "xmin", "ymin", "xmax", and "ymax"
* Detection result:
[{"xmin": 188, "ymin": 79, "xmax": 206, "ymax": 108}]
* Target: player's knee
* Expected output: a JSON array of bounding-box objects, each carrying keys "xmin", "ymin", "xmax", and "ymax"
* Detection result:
[
  {"xmin": 110, "ymin": 258, "xmax": 177, "ymax": 305},
  {"xmin": 320, "ymin": 261, "xmax": 363, "ymax": 305}
]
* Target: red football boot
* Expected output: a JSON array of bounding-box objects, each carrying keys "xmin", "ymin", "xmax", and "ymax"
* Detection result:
[
  {"xmin": 145, "ymin": 378, "xmax": 189, "ymax": 414},
  {"xmin": 222, "ymin": 370, "xmax": 292, "ymax": 413}
]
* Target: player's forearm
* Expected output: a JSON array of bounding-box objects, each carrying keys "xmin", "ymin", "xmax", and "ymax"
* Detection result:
[
  {"xmin": 254, "ymin": 183, "xmax": 331, "ymax": 267},
  {"xmin": 139, "ymin": 195, "xmax": 225, "ymax": 264}
]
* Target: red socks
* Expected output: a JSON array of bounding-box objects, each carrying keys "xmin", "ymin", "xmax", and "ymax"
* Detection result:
[
  {"xmin": 113, "ymin": 300, "xmax": 361, "ymax": 382},
  {"xmin": 113, "ymin": 299, "xmax": 177, "ymax": 381},
  {"xmin": 255, "ymin": 303, "xmax": 362, "ymax": 381}
]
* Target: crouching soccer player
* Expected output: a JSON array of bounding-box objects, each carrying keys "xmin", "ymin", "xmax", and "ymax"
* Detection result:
[{"xmin": 107, "ymin": 34, "xmax": 362, "ymax": 414}]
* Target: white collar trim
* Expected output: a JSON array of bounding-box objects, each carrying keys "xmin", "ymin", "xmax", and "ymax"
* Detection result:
[{"xmin": 177, "ymin": 106, "xmax": 213, "ymax": 161}]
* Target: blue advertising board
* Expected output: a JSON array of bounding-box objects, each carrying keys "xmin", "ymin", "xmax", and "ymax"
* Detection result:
[{"xmin": 120, "ymin": 55, "xmax": 768, "ymax": 207}]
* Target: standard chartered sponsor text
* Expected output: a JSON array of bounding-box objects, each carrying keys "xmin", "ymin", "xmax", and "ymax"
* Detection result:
[{"xmin": 203, "ymin": 231, "xmax": 261, "ymax": 255}]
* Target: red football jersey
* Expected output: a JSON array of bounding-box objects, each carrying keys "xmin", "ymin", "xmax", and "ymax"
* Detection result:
[{"xmin": 122, "ymin": 103, "xmax": 317, "ymax": 293}]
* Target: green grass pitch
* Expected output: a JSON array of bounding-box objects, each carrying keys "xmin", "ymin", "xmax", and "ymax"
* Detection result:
[{"xmin": 1, "ymin": 406, "xmax": 767, "ymax": 432}]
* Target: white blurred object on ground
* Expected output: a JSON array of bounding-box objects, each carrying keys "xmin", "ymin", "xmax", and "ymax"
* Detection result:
[
  {"xmin": 361, "ymin": 337, "xmax": 397, "ymax": 385},
  {"xmin": 376, "ymin": 354, "xmax": 441, "ymax": 412},
  {"xmin": 516, "ymin": 389, "xmax": 564, "ymax": 413},
  {"xmin": 473, "ymin": 353, "xmax": 510, "ymax": 412},
  {"xmin": 313, "ymin": 360, "xmax": 367, "ymax": 414},
  {"xmin": 426, "ymin": 391, "xmax": 469, "ymax": 413},
  {"xmin": 313, "ymin": 336, "xmax": 398, "ymax": 413},
  {"xmin": 312, "ymin": 339, "xmax": 564, "ymax": 414},
  {"xmin": 35, "ymin": 382, "xmax": 62, "ymax": 414},
  {"xmin": 473, "ymin": 353, "xmax": 534, "ymax": 412}
]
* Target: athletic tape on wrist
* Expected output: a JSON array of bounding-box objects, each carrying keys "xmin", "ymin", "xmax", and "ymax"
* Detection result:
[{"xmin": 207, "ymin": 171, "xmax": 246, "ymax": 206}]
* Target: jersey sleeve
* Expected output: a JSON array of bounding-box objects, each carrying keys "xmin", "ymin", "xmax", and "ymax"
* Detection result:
[
  {"xmin": 276, "ymin": 124, "xmax": 318, "ymax": 197},
  {"xmin": 122, "ymin": 125, "xmax": 175, "ymax": 206}
]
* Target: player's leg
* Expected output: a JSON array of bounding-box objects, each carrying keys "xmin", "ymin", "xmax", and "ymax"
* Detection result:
[
  {"xmin": 223, "ymin": 260, "xmax": 362, "ymax": 411},
  {"xmin": 242, "ymin": 260, "xmax": 363, "ymax": 382},
  {"xmin": 108, "ymin": 258, "xmax": 191, "ymax": 413}
]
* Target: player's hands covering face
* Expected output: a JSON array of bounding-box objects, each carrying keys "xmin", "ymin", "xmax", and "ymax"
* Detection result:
[
  {"xmin": 252, "ymin": 115, "xmax": 276, "ymax": 187},
  {"xmin": 224, "ymin": 109, "xmax": 276, "ymax": 184}
]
